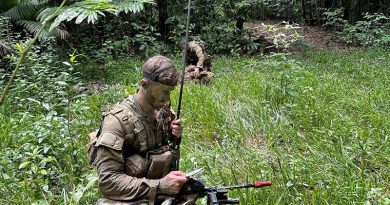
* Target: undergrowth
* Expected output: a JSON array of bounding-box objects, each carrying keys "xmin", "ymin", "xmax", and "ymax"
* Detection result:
[{"xmin": 0, "ymin": 49, "xmax": 389, "ymax": 204}]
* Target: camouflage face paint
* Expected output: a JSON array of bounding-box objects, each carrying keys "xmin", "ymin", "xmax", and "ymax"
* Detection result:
[{"xmin": 145, "ymin": 80, "xmax": 175, "ymax": 110}]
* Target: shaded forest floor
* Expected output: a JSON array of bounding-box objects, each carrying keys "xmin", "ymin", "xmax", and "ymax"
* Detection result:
[{"xmin": 245, "ymin": 20, "xmax": 349, "ymax": 52}]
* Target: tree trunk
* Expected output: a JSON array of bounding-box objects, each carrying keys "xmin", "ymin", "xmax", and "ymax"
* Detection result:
[
  {"xmin": 301, "ymin": 0, "xmax": 309, "ymax": 24},
  {"xmin": 342, "ymin": 0, "xmax": 350, "ymax": 21},
  {"xmin": 349, "ymin": 0, "xmax": 360, "ymax": 23},
  {"xmin": 157, "ymin": 0, "xmax": 168, "ymax": 40},
  {"xmin": 236, "ymin": 15, "xmax": 244, "ymax": 31}
]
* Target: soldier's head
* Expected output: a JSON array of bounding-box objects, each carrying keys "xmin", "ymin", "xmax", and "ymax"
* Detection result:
[
  {"xmin": 179, "ymin": 38, "xmax": 188, "ymax": 49},
  {"xmin": 139, "ymin": 56, "xmax": 178, "ymax": 109}
]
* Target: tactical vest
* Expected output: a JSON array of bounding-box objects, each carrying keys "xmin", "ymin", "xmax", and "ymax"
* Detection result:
[{"xmin": 88, "ymin": 96, "xmax": 176, "ymax": 179}]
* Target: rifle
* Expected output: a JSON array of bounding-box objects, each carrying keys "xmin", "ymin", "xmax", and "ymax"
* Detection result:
[{"xmin": 176, "ymin": 178, "xmax": 272, "ymax": 204}]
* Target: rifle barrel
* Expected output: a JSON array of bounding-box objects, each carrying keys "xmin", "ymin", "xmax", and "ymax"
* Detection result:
[{"xmin": 221, "ymin": 181, "xmax": 272, "ymax": 190}]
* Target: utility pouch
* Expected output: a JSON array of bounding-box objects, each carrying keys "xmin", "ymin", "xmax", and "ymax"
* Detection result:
[
  {"xmin": 146, "ymin": 146, "xmax": 173, "ymax": 179},
  {"xmin": 124, "ymin": 154, "xmax": 149, "ymax": 177}
]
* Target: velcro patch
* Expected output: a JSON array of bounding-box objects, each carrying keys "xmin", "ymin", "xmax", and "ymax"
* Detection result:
[{"xmin": 96, "ymin": 132, "xmax": 124, "ymax": 151}]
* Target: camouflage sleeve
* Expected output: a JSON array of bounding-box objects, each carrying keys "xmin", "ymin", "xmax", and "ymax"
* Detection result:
[
  {"xmin": 95, "ymin": 114, "xmax": 160, "ymax": 201},
  {"xmin": 190, "ymin": 42, "xmax": 205, "ymax": 70}
]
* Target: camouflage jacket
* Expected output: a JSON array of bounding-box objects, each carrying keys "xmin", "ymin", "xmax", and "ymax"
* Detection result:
[
  {"xmin": 93, "ymin": 95, "xmax": 175, "ymax": 203},
  {"xmin": 186, "ymin": 41, "xmax": 207, "ymax": 70}
]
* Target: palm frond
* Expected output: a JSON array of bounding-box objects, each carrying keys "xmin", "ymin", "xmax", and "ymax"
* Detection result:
[
  {"xmin": 1, "ymin": 0, "xmax": 50, "ymax": 21},
  {"xmin": 38, "ymin": 0, "xmax": 153, "ymax": 32},
  {"xmin": 37, "ymin": 6, "xmax": 65, "ymax": 22},
  {"xmin": 17, "ymin": 20, "xmax": 70, "ymax": 40},
  {"xmin": 48, "ymin": 0, "xmax": 117, "ymax": 30},
  {"xmin": 114, "ymin": 0, "xmax": 154, "ymax": 14},
  {"xmin": 25, "ymin": 0, "xmax": 50, "ymax": 5},
  {"xmin": 2, "ymin": 3, "xmax": 38, "ymax": 21}
]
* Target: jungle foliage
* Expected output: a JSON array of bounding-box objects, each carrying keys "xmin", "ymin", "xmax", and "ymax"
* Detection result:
[
  {"xmin": 1, "ymin": 0, "xmax": 389, "ymax": 66},
  {"xmin": 1, "ymin": 48, "xmax": 389, "ymax": 204},
  {"xmin": 0, "ymin": 0, "xmax": 389, "ymax": 204}
]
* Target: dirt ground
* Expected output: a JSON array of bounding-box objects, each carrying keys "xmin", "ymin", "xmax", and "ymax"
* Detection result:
[{"xmin": 244, "ymin": 20, "xmax": 349, "ymax": 52}]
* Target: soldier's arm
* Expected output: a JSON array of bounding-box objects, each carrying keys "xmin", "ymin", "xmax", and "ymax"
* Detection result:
[
  {"xmin": 95, "ymin": 114, "xmax": 160, "ymax": 201},
  {"xmin": 190, "ymin": 42, "xmax": 205, "ymax": 70}
]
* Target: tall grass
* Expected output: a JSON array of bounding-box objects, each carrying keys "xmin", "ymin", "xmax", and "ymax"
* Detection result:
[
  {"xmin": 178, "ymin": 49, "xmax": 389, "ymax": 204},
  {"xmin": 0, "ymin": 49, "xmax": 389, "ymax": 204}
]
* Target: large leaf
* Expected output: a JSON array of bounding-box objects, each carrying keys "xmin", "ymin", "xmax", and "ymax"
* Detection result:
[
  {"xmin": 1, "ymin": 0, "xmax": 49, "ymax": 20},
  {"xmin": 114, "ymin": 0, "xmax": 154, "ymax": 14},
  {"xmin": 42, "ymin": 0, "xmax": 116, "ymax": 30},
  {"xmin": 41, "ymin": 0, "xmax": 153, "ymax": 31},
  {"xmin": 0, "ymin": 0, "xmax": 19, "ymax": 11},
  {"xmin": 17, "ymin": 20, "xmax": 70, "ymax": 39},
  {"xmin": 2, "ymin": 3, "xmax": 38, "ymax": 21}
]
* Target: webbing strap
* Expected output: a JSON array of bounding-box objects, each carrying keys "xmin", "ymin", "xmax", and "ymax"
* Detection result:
[
  {"xmin": 124, "ymin": 98, "xmax": 149, "ymax": 153},
  {"xmin": 147, "ymin": 181, "xmax": 159, "ymax": 205}
]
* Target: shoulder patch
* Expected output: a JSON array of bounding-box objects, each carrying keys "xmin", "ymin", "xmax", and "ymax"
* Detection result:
[{"xmin": 95, "ymin": 132, "xmax": 124, "ymax": 151}]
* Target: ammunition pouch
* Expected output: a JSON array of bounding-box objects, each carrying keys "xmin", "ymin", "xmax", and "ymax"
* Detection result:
[
  {"xmin": 124, "ymin": 154, "xmax": 149, "ymax": 177},
  {"xmin": 146, "ymin": 146, "xmax": 175, "ymax": 179},
  {"xmin": 124, "ymin": 146, "xmax": 177, "ymax": 179}
]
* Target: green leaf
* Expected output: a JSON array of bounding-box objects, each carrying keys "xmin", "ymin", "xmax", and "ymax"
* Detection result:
[
  {"xmin": 72, "ymin": 94, "xmax": 87, "ymax": 99},
  {"xmin": 41, "ymin": 156, "xmax": 55, "ymax": 164},
  {"xmin": 27, "ymin": 98, "xmax": 40, "ymax": 104},
  {"xmin": 19, "ymin": 161, "xmax": 31, "ymax": 169},
  {"xmin": 42, "ymin": 102, "xmax": 50, "ymax": 110},
  {"xmin": 55, "ymin": 81, "xmax": 68, "ymax": 86},
  {"xmin": 62, "ymin": 61, "xmax": 72, "ymax": 67},
  {"xmin": 39, "ymin": 169, "xmax": 47, "ymax": 175}
]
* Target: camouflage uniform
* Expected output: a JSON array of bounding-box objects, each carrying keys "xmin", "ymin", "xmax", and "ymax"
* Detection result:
[
  {"xmin": 184, "ymin": 41, "xmax": 214, "ymax": 84},
  {"xmin": 91, "ymin": 95, "xmax": 177, "ymax": 205},
  {"xmin": 88, "ymin": 56, "xmax": 188, "ymax": 205}
]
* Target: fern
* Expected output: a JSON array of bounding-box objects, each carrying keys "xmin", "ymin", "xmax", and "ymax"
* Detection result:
[{"xmin": 114, "ymin": 0, "xmax": 154, "ymax": 14}]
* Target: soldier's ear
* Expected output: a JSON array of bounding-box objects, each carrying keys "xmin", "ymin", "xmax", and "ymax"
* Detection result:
[{"xmin": 140, "ymin": 79, "xmax": 148, "ymax": 88}]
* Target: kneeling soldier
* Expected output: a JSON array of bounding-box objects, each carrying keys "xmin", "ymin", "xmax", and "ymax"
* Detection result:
[
  {"xmin": 88, "ymin": 56, "xmax": 188, "ymax": 205},
  {"xmin": 180, "ymin": 40, "xmax": 214, "ymax": 85}
]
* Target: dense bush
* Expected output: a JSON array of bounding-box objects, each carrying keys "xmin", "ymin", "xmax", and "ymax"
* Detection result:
[
  {"xmin": 340, "ymin": 13, "xmax": 390, "ymax": 47},
  {"xmin": 0, "ymin": 41, "xmax": 97, "ymax": 204},
  {"xmin": 323, "ymin": 11, "xmax": 390, "ymax": 47}
]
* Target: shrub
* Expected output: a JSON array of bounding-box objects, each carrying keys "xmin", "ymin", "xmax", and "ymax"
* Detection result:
[{"xmin": 339, "ymin": 13, "xmax": 390, "ymax": 47}]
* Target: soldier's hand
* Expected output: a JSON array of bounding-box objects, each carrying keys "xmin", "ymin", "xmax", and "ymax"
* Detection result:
[
  {"xmin": 194, "ymin": 67, "xmax": 201, "ymax": 78},
  {"xmin": 158, "ymin": 171, "xmax": 188, "ymax": 195},
  {"xmin": 170, "ymin": 118, "xmax": 182, "ymax": 138}
]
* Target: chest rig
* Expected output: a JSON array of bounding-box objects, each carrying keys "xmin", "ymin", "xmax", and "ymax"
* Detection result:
[{"xmin": 105, "ymin": 96, "xmax": 175, "ymax": 179}]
